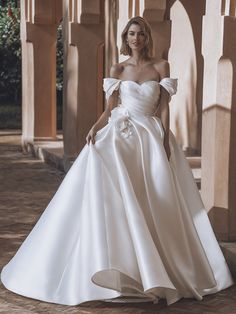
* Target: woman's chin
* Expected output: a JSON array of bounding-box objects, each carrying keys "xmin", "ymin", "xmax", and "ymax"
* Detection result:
[{"xmin": 131, "ymin": 46, "xmax": 144, "ymax": 52}]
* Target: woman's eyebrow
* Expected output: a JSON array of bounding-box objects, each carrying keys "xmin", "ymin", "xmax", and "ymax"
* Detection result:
[{"xmin": 128, "ymin": 30, "xmax": 144, "ymax": 33}]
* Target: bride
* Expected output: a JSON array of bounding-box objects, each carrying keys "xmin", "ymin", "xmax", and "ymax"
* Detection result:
[{"xmin": 1, "ymin": 16, "xmax": 233, "ymax": 306}]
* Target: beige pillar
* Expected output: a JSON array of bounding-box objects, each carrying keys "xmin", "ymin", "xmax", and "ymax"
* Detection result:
[
  {"xmin": 21, "ymin": 0, "xmax": 62, "ymax": 146},
  {"xmin": 63, "ymin": 0, "xmax": 105, "ymax": 161},
  {"xmin": 201, "ymin": 0, "xmax": 236, "ymax": 241},
  {"xmin": 168, "ymin": 0, "xmax": 205, "ymax": 155},
  {"xmin": 104, "ymin": 0, "xmax": 118, "ymax": 77},
  {"xmin": 117, "ymin": 0, "xmax": 131, "ymax": 63}
]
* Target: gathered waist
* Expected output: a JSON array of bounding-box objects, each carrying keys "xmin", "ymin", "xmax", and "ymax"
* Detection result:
[
  {"xmin": 112, "ymin": 104, "xmax": 155, "ymax": 118},
  {"xmin": 108, "ymin": 105, "xmax": 164, "ymax": 139}
]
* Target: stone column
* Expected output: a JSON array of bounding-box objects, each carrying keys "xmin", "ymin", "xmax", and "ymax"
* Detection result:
[
  {"xmin": 21, "ymin": 0, "xmax": 62, "ymax": 147},
  {"xmin": 63, "ymin": 0, "xmax": 105, "ymax": 162},
  {"xmin": 104, "ymin": 0, "xmax": 118, "ymax": 77},
  {"xmin": 117, "ymin": 0, "xmax": 131, "ymax": 63},
  {"xmin": 201, "ymin": 0, "xmax": 236, "ymax": 241},
  {"xmin": 167, "ymin": 0, "xmax": 205, "ymax": 155}
]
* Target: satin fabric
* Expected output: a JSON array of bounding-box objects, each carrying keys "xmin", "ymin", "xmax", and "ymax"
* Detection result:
[{"xmin": 1, "ymin": 77, "xmax": 233, "ymax": 306}]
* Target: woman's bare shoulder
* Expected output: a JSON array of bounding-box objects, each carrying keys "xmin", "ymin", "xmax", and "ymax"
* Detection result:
[
  {"xmin": 110, "ymin": 63, "xmax": 125, "ymax": 78},
  {"xmin": 152, "ymin": 58, "xmax": 170, "ymax": 78},
  {"xmin": 110, "ymin": 58, "xmax": 133, "ymax": 78},
  {"xmin": 152, "ymin": 58, "xmax": 169, "ymax": 69}
]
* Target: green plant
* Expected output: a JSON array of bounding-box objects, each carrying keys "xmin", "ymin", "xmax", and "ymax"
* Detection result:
[
  {"xmin": 56, "ymin": 23, "xmax": 63, "ymax": 93},
  {"xmin": 0, "ymin": 1, "xmax": 21, "ymax": 103},
  {"xmin": 0, "ymin": 1, "xmax": 63, "ymax": 130},
  {"xmin": 56, "ymin": 22, "xmax": 63, "ymax": 129}
]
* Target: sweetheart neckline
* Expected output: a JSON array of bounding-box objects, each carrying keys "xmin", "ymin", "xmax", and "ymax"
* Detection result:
[
  {"xmin": 121, "ymin": 80, "xmax": 160, "ymax": 86},
  {"xmin": 103, "ymin": 77, "xmax": 160, "ymax": 86}
]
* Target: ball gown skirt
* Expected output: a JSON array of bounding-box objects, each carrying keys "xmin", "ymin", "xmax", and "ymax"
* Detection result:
[{"xmin": 0, "ymin": 77, "xmax": 234, "ymax": 306}]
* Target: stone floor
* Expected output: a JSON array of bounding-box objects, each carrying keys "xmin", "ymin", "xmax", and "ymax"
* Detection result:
[{"xmin": 0, "ymin": 132, "xmax": 236, "ymax": 314}]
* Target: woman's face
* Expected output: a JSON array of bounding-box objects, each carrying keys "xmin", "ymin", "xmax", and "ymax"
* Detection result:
[{"xmin": 126, "ymin": 23, "xmax": 146, "ymax": 52}]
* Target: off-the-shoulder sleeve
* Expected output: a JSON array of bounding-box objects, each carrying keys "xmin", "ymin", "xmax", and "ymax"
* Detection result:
[
  {"xmin": 159, "ymin": 78, "xmax": 178, "ymax": 97},
  {"xmin": 103, "ymin": 78, "xmax": 121, "ymax": 101}
]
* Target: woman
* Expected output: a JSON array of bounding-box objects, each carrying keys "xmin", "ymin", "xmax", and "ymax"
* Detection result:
[{"xmin": 1, "ymin": 16, "xmax": 233, "ymax": 306}]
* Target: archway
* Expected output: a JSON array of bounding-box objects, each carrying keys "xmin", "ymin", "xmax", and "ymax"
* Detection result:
[{"xmin": 168, "ymin": 0, "xmax": 205, "ymax": 155}]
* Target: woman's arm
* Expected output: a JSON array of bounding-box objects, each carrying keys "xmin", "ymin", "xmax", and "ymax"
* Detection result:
[
  {"xmin": 86, "ymin": 64, "xmax": 121, "ymax": 144},
  {"xmin": 155, "ymin": 60, "xmax": 171, "ymax": 160}
]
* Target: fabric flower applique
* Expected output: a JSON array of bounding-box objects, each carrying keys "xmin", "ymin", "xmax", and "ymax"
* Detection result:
[{"xmin": 108, "ymin": 106, "xmax": 133, "ymax": 139}]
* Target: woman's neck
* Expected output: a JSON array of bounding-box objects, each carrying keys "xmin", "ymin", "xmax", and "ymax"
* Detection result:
[{"xmin": 129, "ymin": 50, "xmax": 150, "ymax": 66}]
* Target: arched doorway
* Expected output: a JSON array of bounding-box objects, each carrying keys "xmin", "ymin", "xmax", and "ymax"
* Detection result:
[{"xmin": 168, "ymin": 0, "xmax": 205, "ymax": 156}]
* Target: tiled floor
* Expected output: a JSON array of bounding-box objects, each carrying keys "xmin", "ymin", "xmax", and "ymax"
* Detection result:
[{"xmin": 0, "ymin": 133, "xmax": 236, "ymax": 314}]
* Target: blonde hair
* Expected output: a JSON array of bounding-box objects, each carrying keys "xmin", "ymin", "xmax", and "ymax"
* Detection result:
[{"xmin": 120, "ymin": 16, "xmax": 154, "ymax": 58}]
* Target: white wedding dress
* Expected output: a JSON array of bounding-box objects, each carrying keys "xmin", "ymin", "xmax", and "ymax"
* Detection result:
[{"xmin": 1, "ymin": 77, "xmax": 233, "ymax": 306}]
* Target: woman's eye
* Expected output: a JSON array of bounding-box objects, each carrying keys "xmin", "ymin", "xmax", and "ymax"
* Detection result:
[
  {"xmin": 128, "ymin": 31, "xmax": 145, "ymax": 36},
  {"xmin": 128, "ymin": 32, "xmax": 144, "ymax": 36}
]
